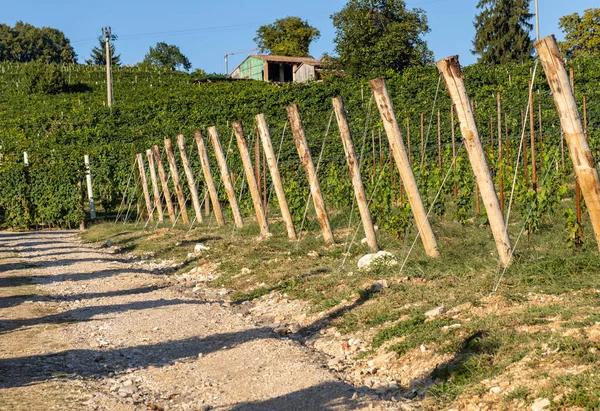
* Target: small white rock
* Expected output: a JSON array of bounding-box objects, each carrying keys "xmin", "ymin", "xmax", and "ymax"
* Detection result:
[
  {"xmin": 357, "ymin": 251, "xmax": 397, "ymax": 270},
  {"xmin": 194, "ymin": 243, "xmax": 210, "ymax": 253},
  {"xmin": 425, "ymin": 306, "xmax": 445, "ymax": 319},
  {"xmin": 531, "ymin": 398, "xmax": 551, "ymax": 411},
  {"xmin": 241, "ymin": 268, "xmax": 251, "ymax": 275}
]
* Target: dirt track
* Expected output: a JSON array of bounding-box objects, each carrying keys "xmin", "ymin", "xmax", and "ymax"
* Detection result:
[{"xmin": 0, "ymin": 231, "xmax": 391, "ymax": 411}]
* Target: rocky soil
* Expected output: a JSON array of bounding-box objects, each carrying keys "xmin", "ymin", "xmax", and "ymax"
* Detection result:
[{"xmin": 0, "ymin": 231, "xmax": 407, "ymax": 410}]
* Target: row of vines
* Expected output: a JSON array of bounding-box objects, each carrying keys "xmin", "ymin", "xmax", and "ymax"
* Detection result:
[{"xmin": 0, "ymin": 59, "xmax": 598, "ymax": 251}]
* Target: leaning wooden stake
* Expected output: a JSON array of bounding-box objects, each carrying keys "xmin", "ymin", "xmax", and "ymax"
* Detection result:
[
  {"xmin": 256, "ymin": 114, "xmax": 297, "ymax": 240},
  {"xmin": 152, "ymin": 145, "xmax": 176, "ymax": 222},
  {"xmin": 194, "ymin": 130, "xmax": 224, "ymax": 226},
  {"xmin": 536, "ymin": 35, "xmax": 600, "ymax": 249},
  {"xmin": 436, "ymin": 56, "xmax": 513, "ymax": 267},
  {"xmin": 369, "ymin": 78, "xmax": 439, "ymax": 258},
  {"xmin": 146, "ymin": 149, "xmax": 164, "ymax": 222},
  {"xmin": 136, "ymin": 153, "xmax": 154, "ymax": 222},
  {"xmin": 164, "ymin": 138, "xmax": 189, "ymax": 224},
  {"xmin": 177, "ymin": 134, "xmax": 203, "ymax": 223},
  {"xmin": 286, "ymin": 104, "xmax": 335, "ymax": 244},
  {"xmin": 207, "ymin": 126, "xmax": 244, "ymax": 228},
  {"xmin": 333, "ymin": 97, "xmax": 379, "ymax": 252},
  {"xmin": 232, "ymin": 121, "xmax": 270, "ymax": 237}
]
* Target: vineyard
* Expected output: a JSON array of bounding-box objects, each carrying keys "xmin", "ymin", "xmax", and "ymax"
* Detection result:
[
  {"xmin": 1, "ymin": 50, "xmax": 599, "ymax": 254},
  {"xmin": 3, "ymin": 36, "xmax": 600, "ymax": 409}
]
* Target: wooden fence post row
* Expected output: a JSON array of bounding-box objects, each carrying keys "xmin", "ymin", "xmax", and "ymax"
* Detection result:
[
  {"xmin": 232, "ymin": 121, "xmax": 270, "ymax": 237},
  {"xmin": 146, "ymin": 149, "xmax": 164, "ymax": 223},
  {"xmin": 535, "ymin": 35, "xmax": 600, "ymax": 251},
  {"xmin": 286, "ymin": 104, "xmax": 335, "ymax": 245},
  {"xmin": 436, "ymin": 56, "xmax": 513, "ymax": 268},
  {"xmin": 369, "ymin": 78, "xmax": 440, "ymax": 258}
]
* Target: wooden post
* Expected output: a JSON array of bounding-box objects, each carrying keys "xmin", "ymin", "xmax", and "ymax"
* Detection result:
[
  {"xmin": 379, "ymin": 128, "xmax": 383, "ymax": 167},
  {"xmin": 529, "ymin": 82, "xmax": 537, "ymax": 191},
  {"xmin": 437, "ymin": 108, "xmax": 443, "ymax": 169},
  {"xmin": 406, "ymin": 118, "xmax": 411, "ymax": 164},
  {"xmin": 369, "ymin": 78, "xmax": 439, "ymax": 258},
  {"xmin": 207, "ymin": 126, "xmax": 244, "ymax": 228},
  {"xmin": 333, "ymin": 97, "xmax": 379, "ymax": 252},
  {"xmin": 256, "ymin": 114, "xmax": 297, "ymax": 240},
  {"xmin": 83, "ymin": 155, "xmax": 96, "ymax": 220},
  {"xmin": 254, "ymin": 132, "xmax": 262, "ymax": 200},
  {"xmin": 204, "ymin": 190, "xmax": 211, "ymax": 216},
  {"xmin": 177, "ymin": 134, "xmax": 203, "ymax": 223},
  {"xmin": 451, "ymin": 104, "xmax": 458, "ymax": 198},
  {"xmin": 146, "ymin": 149, "xmax": 164, "ymax": 222},
  {"xmin": 164, "ymin": 138, "xmax": 189, "ymax": 224},
  {"xmin": 497, "ymin": 93, "xmax": 504, "ymax": 214},
  {"xmin": 193, "ymin": 130, "xmax": 224, "ymax": 226},
  {"xmin": 436, "ymin": 56, "xmax": 513, "ymax": 267},
  {"xmin": 152, "ymin": 145, "xmax": 176, "ymax": 222},
  {"xmin": 538, "ymin": 103, "xmax": 543, "ymax": 159},
  {"xmin": 521, "ymin": 108, "xmax": 529, "ymax": 187},
  {"xmin": 286, "ymin": 104, "xmax": 335, "ymax": 244},
  {"xmin": 136, "ymin": 153, "xmax": 154, "ymax": 222},
  {"xmin": 232, "ymin": 121, "xmax": 270, "ymax": 237},
  {"xmin": 420, "ymin": 112, "xmax": 425, "ymax": 171},
  {"xmin": 536, "ymin": 35, "xmax": 600, "ymax": 249}
]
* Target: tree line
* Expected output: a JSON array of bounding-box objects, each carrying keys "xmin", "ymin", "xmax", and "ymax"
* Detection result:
[{"xmin": 0, "ymin": 2, "xmax": 598, "ymax": 78}]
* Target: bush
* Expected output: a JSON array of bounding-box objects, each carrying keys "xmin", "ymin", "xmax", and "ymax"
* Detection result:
[{"xmin": 23, "ymin": 62, "xmax": 66, "ymax": 94}]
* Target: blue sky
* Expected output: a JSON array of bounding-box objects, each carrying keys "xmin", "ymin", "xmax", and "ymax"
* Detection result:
[{"xmin": 2, "ymin": 0, "xmax": 596, "ymax": 73}]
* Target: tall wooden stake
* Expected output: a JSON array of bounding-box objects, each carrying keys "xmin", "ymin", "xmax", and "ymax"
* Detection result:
[
  {"xmin": 256, "ymin": 114, "xmax": 297, "ymax": 240},
  {"xmin": 406, "ymin": 118, "xmax": 412, "ymax": 164},
  {"xmin": 146, "ymin": 149, "xmax": 164, "ymax": 222},
  {"xmin": 497, "ymin": 93, "xmax": 504, "ymax": 214},
  {"xmin": 207, "ymin": 126, "xmax": 244, "ymax": 228},
  {"xmin": 451, "ymin": 104, "xmax": 458, "ymax": 198},
  {"xmin": 152, "ymin": 145, "xmax": 176, "ymax": 222},
  {"xmin": 369, "ymin": 78, "xmax": 439, "ymax": 258},
  {"xmin": 437, "ymin": 56, "xmax": 513, "ymax": 267},
  {"xmin": 164, "ymin": 138, "xmax": 189, "ymax": 224},
  {"xmin": 437, "ymin": 108, "xmax": 443, "ymax": 169},
  {"xmin": 232, "ymin": 121, "xmax": 270, "ymax": 237},
  {"xmin": 286, "ymin": 104, "xmax": 335, "ymax": 244},
  {"xmin": 535, "ymin": 35, "xmax": 600, "ymax": 250},
  {"xmin": 177, "ymin": 134, "xmax": 203, "ymax": 223},
  {"xmin": 333, "ymin": 97, "xmax": 378, "ymax": 252},
  {"xmin": 136, "ymin": 153, "xmax": 154, "ymax": 222},
  {"xmin": 420, "ymin": 112, "xmax": 425, "ymax": 172},
  {"xmin": 194, "ymin": 130, "xmax": 224, "ymax": 226},
  {"xmin": 529, "ymin": 82, "xmax": 538, "ymax": 191}
]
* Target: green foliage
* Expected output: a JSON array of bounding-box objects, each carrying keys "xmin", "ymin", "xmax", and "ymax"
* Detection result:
[
  {"xmin": 22, "ymin": 62, "xmax": 67, "ymax": 94},
  {"xmin": 472, "ymin": 0, "xmax": 533, "ymax": 64},
  {"xmin": 0, "ymin": 21, "xmax": 76, "ymax": 64},
  {"xmin": 85, "ymin": 36, "xmax": 121, "ymax": 66},
  {"xmin": 331, "ymin": 0, "xmax": 433, "ymax": 77},
  {"xmin": 254, "ymin": 16, "xmax": 320, "ymax": 57},
  {"xmin": 142, "ymin": 42, "xmax": 191, "ymax": 71},
  {"xmin": 564, "ymin": 208, "xmax": 583, "ymax": 250},
  {"xmin": 559, "ymin": 8, "xmax": 600, "ymax": 59}
]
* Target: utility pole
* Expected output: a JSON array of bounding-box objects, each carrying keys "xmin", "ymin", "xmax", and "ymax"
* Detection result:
[
  {"xmin": 535, "ymin": 0, "xmax": 540, "ymax": 41},
  {"xmin": 102, "ymin": 26, "xmax": 113, "ymax": 108},
  {"xmin": 223, "ymin": 47, "xmax": 258, "ymax": 76}
]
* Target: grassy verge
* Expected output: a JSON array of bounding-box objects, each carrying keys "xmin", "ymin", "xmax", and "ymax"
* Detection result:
[{"xmin": 81, "ymin": 199, "xmax": 600, "ymax": 409}]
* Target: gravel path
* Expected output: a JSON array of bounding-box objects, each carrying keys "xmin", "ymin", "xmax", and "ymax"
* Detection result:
[{"xmin": 0, "ymin": 231, "xmax": 389, "ymax": 411}]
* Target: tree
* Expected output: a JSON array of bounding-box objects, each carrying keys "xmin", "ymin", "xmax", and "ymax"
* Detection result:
[
  {"xmin": 559, "ymin": 8, "xmax": 600, "ymax": 59},
  {"xmin": 472, "ymin": 0, "xmax": 533, "ymax": 65},
  {"xmin": 142, "ymin": 42, "xmax": 191, "ymax": 71},
  {"xmin": 23, "ymin": 62, "xmax": 67, "ymax": 94},
  {"xmin": 331, "ymin": 0, "xmax": 432, "ymax": 77},
  {"xmin": 254, "ymin": 17, "xmax": 320, "ymax": 57},
  {"xmin": 0, "ymin": 21, "xmax": 76, "ymax": 64},
  {"xmin": 85, "ymin": 36, "xmax": 121, "ymax": 66}
]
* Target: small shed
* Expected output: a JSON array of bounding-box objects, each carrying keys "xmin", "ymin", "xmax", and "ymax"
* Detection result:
[{"xmin": 229, "ymin": 55, "xmax": 321, "ymax": 83}]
